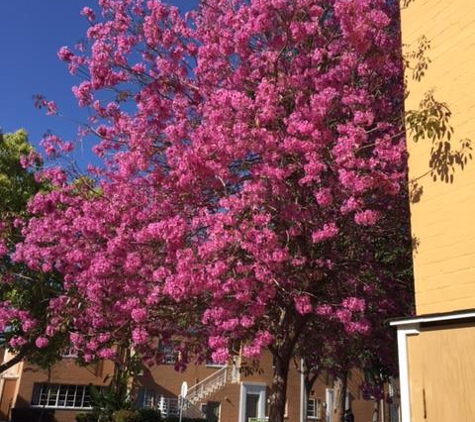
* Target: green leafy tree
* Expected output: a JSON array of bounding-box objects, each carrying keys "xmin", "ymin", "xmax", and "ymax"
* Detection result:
[
  {"xmin": 0, "ymin": 129, "xmax": 67, "ymax": 371},
  {"xmin": 0, "ymin": 129, "xmax": 39, "ymax": 214}
]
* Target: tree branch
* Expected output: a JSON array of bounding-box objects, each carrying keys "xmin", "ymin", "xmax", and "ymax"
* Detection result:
[{"xmin": 0, "ymin": 343, "xmax": 33, "ymax": 374}]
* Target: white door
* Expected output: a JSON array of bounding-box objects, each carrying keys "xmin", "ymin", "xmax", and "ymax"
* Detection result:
[{"xmin": 239, "ymin": 383, "xmax": 266, "ymax": 422}]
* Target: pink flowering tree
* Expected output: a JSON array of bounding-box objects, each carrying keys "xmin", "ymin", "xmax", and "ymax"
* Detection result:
[
  {"xmin": 7, "ymin": 1, "xmax": 413, "ymax": 421},
  {"xmin": 297, "ymin": 199, "xmax": 413, "ymax": 421}
]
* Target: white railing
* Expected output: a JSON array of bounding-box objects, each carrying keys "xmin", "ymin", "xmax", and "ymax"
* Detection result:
[
  {"xmin": 146, "ymin": 394, "xmax": 204, "ymax": 418},
  {"xmin": 155, "ymin": 396, "xmax": 179, "ymax": 417},
  {"xmin": 142, "ymin": 363, "xmax": 238, "ymax": 419},
  {"xmin": 181, "ymin": 398, "xmax": 207, "ymax": 419},
  {"xmin": 185, "ymin": 364, "xmax": 238, "ymax": 405}
]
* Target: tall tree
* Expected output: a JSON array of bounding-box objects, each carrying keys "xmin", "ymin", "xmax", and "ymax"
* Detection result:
[
  {"xmin": 6, "ymin": 1, "xmax": 413, "ymax": 421},
  {"xmin": 0, "ymin": 129, "xmax": 68, "ymax": 371}
]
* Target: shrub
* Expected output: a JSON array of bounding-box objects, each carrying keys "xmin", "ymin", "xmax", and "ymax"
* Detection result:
[
  {"xmin": 163, "ymin": 418, "xmax": 206, "ymax": 422},
  {"xmin": 137, "ymin": 408, "xmax": 161, "ymax": 422},
  {"xmin": 11, "ymin": 408, "xmax": 55, "ymax": 422},
  {"xmin": 75, "ymin": 412, "xmax": 97, "ymax": 422},
  {"xmin": 112, "ymin": 409, "xmax": 141, "ymax": 422}
]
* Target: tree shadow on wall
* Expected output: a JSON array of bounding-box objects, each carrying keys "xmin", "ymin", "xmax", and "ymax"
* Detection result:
[
  {"xmin": 401, "ymin": 0, "xmax": 417, "ymax": 8},
  {"xmin": 403, "ymin": 36, "xmax": 473, "ymax": 205}
]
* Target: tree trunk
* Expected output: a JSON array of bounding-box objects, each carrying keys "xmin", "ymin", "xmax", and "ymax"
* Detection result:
[
  {"xmin": 268, "ymin": 311, "xmax": 307, "ymax": 422},
  {"xmin": 268, "ymin": 350, "xmax": 292, "ymax": 422},
  {"xmin": 332, "ymin": 372, "xmax": 348, "ymax": 422},
  {"xmin": 304, "ymin": 370, "xmax": 319, "ymax": 422}
]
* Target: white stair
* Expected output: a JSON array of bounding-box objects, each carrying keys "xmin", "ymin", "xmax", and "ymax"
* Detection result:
[{"xmin": 180, "ymin": 363, "xmax": 239, "ymax": 417}]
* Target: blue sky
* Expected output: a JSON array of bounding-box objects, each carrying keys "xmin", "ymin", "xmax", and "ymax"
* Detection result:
[{"xmin": 0, "ymin": 0, "xmax": 197, "ymax": 165}]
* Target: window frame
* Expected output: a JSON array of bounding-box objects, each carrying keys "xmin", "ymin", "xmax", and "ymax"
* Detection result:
[
  {"xmin": 307, "ymin": 398, "xmax": 322, "ymax": 420},
  {"xmin": 61, "ymin": 347, "xmax": 78, "ymax": 359},
  {"xmin": 30, "ymin": 383, "xmax": 93, "ymax": 410},
  {"xmin": 157, "ymin": 341, "xmax": 178, "ymax": 365}
]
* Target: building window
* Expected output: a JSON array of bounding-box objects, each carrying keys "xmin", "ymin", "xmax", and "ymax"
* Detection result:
[
  {"xmin": 31, "ymin": 384, "xmax": 92, "ymax": 409},
  {"xmin": 158, "ymin": 342, "xmax": 177, "ymax": 365},
  {"xmin": 138, "ymin": 388, "xmax": 158, "ymax": 409},
  {"xmin": 307, "ymin": 398, "xmax": 322, "ymax": 419},
  {"xmin": 61, "ymin": 347, "xmax": 78, "ymax": 358},
  {"xmin": 137, "ymin": 389, "xmax": 179, "ymax": 417}
]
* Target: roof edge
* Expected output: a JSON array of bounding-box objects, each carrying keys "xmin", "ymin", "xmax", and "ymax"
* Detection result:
[{"xmin": 389, "ymin": 309, "xmax": 475, "ymax": 327}]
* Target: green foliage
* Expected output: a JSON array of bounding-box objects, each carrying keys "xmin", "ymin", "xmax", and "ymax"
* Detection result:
[
  {"xmin": 0, "ymin": 129, "xmax": 69, "ymax": 370},
  {"xmin": 112, "ymin": 410, "xmax": 141, "ymax": 422},
  {"xmin": 90, "ymin": 383, "xmax": 130, "ymax": 422},
  {"xmin": 71, "ymin": 175, "xmax": 103, "ymax": 199},
  {"xmin": 136, "ymin": 409, "xmax": 161, "ymax": 422},
  {"xmin": 0, "ymin": 129, "xmax": 41, "ymax": 216},
  {"xmin": 76, "ymin": 412, "xmax": 97, "ymax": 422},
  {"xmin": 10, "ymin": 407, "xmax": 55, "ymax": 422},
  {"xmin": 85, "ymin": 408, "xmax": 162, "ymax": 422},
  {"xmin": 163, "ymin": 417, "xmax": 205, "ymax": 422},
  {"xmin": 89, "ymin": 349, "xmax": 143, "ymax": 422}
]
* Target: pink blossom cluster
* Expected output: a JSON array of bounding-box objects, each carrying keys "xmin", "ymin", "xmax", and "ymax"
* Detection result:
[
  {"xmin": 0, "ymin": 302, "xmax": 41, "ymax": 350},
  {"xmin": 7, "ymin": 0, "xmax": 411, "ymax": 383},
  {"xmin": 39, "ymin": 134, "xmax": 74, "ymax": 158}
]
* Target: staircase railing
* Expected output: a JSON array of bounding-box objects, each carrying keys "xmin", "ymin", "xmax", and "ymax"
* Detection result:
[
  {"xmin": 154, "ymin": 396, "xmax": 205, "ymax": 419},
  {"xmin": 183, "ymin": 364, "xmax": 238, "ymax": 405},
  {"xmin": 186, "ymin": 366, "xmax": 227, "ymax": 404},
  {"xmin": 156, "ymin": 396, "xmax": 179, "ymax": 417},
  {"xmin": 181, "ymin": 397, "xmax": 207, "ymax": 419}
]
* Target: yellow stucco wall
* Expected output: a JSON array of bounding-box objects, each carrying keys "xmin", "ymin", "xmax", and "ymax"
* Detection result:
[
  {"xmin": 402, "ymin": 0, "xmax": 475, "ymax": 315},
  {"xmin": 406, "ymin": 323, "xmax": 475, "ymax": 422}
]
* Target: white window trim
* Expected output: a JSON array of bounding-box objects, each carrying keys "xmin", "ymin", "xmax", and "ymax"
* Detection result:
[
  {"xmin": 389, "ymin": 310, "xmax": 475, "ymax": 327},
  {"xmin": 307, "ymin": 398, "xmax": 317, "ymax": 419},
  {"xmin": 307, "ymin": 398, "xmax": 322, "ymax": 420},
  {"xmin": 393, "ymin": 323, "xmax": 420, "ymax": 422},
  {"xmin": 205, "ymin": 362, "xmax": 227, "ymax": 368},
  {"xmin": 30, "ymin": 405, "xmax": 93, "ymax": 410},
  {"xmin": 238, "ymin": 382, "xmax": 266, "ymax": 422},
  {"xmin": 31, "ymin": 383, "xmax": 93, "ymax": 410},
  {"xmin": 325, "ymin": 389, "xmax": 334, "ymax": 422}
]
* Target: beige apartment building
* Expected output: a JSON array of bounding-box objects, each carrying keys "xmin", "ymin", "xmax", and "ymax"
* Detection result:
[
  {"xmin": 392, "ymin": 0, "xmax": 475, "ymax": 421},
  {"xmin": 0, "ymin": 348, "xmax": 378, "ymax": 422}
]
